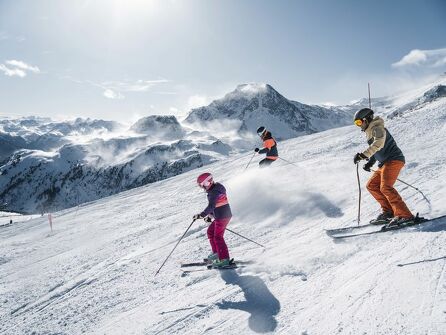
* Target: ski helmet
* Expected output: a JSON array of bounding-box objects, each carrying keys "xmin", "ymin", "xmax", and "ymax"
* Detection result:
[
  {"xmin": 257, "ymin": 126, "xmax": 266, "ymax": 137},
  {"xmin": 197, "ymin": 172, "xmax": 214, "ymax": 190},
  {"xmin": 354, "ymin": 108, "xmax": 374, "ymax": 125}
]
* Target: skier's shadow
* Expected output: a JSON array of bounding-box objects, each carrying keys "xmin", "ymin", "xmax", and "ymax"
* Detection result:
[
  {"xmin": 418, "ymin": 216, "xmax": 446, "ymax": 232},
  {"xmin": 216, "ymin": 271, "xmax": 280, "ymax": 333}
]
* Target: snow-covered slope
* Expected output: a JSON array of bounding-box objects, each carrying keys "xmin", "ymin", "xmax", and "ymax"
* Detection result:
[
  {"xmin": 185, "ymin": 83, "xmax": 353, "ymax": 140},
  {"xmin": 1, "ymin": 87, "xmax": 445, "ymax": 334}
]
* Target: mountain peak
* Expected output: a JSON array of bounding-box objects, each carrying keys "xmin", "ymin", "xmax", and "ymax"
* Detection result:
[{"xmin": 234, "ymin": 83, "xmax": 269, "ymax": 94}]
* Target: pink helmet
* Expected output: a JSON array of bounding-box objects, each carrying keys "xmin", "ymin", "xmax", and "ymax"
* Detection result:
[{"xmin": 197, "ymin": 172, "xmax": 214, "ymax": 190}]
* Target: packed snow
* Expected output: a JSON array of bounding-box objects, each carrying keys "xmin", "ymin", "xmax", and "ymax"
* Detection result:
[{"xmin": 1, "ymin": 82, "xmax": 445, "ymax": 334}]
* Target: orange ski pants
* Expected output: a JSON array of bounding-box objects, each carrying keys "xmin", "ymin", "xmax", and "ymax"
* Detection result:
[{"xmin": 366, "ymin": 160, "xmax": 413, "ymax": 218}]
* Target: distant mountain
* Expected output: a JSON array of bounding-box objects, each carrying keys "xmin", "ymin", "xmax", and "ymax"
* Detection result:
[
  {"xmin": 0, "ymin": 139, "xmax": 222, "ymax": 213},
  {"xmin": 0, "ymin": 116, "xmax": 230, "ymax": 213},
  {"xmin": 130, "ymin": 115, "xmax": 185, "ymax": 139},
  {"xmin": 0, "ymin": 133, "xmax": 27, "ymax": 163},
  {"xmin": 0, "ymin": 117, "xmax": 122, "ymax": 161},
  {"xmin": 185, "ymin": 83, "xmax": 353, "ymax": 140}
]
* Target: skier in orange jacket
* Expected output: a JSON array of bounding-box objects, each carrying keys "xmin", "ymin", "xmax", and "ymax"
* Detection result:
[{"xmin": 254, "ymin": 126, "xmax": 278, "ymax": 167}]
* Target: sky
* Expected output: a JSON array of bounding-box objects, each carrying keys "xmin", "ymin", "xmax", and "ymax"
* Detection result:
[{"xmin": 1, "ymin": 0, "xmax": 446, "ymax": 124}]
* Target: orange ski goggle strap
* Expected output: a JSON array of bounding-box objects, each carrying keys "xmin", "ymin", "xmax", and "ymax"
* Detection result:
[{"xmin": 354, "ymin": 119, "xmax": 363, "ymax": 127}]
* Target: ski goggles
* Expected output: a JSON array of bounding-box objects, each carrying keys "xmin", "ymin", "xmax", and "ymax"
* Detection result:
[{"xmin": 354, "ymin": 119, "xmax": 364, "ymax": 127}]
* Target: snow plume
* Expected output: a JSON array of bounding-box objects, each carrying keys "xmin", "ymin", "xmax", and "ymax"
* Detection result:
[
  {"xmin": 392, "ymin": 48, "xmax": 446, "ymax": 68},
  {"xmin": 225, "ymin": 166, "xmax": 343, "ymax": 229},
  {"xmin": 188, "ymin": 94, "xmax": 212, "ymax": 109},
  {"xmin": 84, "ymin": 136, "xmax": 150, "ymax": 167},
  {"xmin": 185, "ymin": 118, "xmax": 256, "ymax": 151},
  {"xmin": 237, "ymin": 83, "xmax": 268, "ymax": 95},
  {"xmin": 0, "ymin": 59, "xmax": 40, "ymax": 78},
  {"xmin": 130, "ymin": 115, "xmax": 185, "ymax": 141}
]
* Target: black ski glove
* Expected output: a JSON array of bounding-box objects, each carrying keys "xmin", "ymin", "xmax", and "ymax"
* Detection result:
[
  {"xmin": 254, "ymin": 148, "xmax": 260, "ymax": 153},
  {"xmin": 363, "ymin": 161, "xmax": 373, "ymax": 172},
  {"xmin": 353, "ymin": 153, "xmax": 367, "ymax": 164},
  {"xmin": 192, "ymin": 214, "xmax": 202, "ymax": 220},
  {"xmin": 204, "ymin": 216, "xmax": 213, "ymax": 223}
]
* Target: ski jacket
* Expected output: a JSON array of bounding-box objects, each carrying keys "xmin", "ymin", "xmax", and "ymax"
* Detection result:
[
  {"xmin": 200, "ymin": 182, "xmax": 232, "ymax": 219},
  {"xmin": 258, "ymin": 131, "xmax": 278, "ymax": 160},
  {"xmin": 362, "ymin": 116, "xmax": 405, "ymax": 167}
]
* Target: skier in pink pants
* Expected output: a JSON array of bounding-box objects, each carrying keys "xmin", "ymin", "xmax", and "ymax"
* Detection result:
[{"xmin": 193, "ymin": 172, "xmax": 233, "ymax": 268}]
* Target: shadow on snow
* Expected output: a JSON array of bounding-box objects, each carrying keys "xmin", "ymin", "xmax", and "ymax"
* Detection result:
[{"xmin": 217, "ymin": 271, "xmax": 281, "ymax": 333}]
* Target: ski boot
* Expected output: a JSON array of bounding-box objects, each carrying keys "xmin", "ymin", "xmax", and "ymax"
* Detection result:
[
  {"xmin": 370, "ymin": 212, "xmax": 393, "ymax": 225},
  {"xmin": 386, "ymin": 216, "xmax": 415, "ymax": 228},
  {"xmin": 208, "ymin": 258, "xmax": 236, "ymax": 269},
  {"xmin": 204, "ymin": 252, "xmax": 218, "ymax": 264}
]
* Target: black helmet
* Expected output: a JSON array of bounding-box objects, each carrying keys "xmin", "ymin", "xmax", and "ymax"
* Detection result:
[
  {"xmin": 256, "ymin": 126, "xmax": 266, "ymax": 137},
  {"xmin": 354, "ymin": 108, "xmax": 374, "ymax": 122}
]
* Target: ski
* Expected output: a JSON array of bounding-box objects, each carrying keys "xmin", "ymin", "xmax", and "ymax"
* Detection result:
[
  {"xmin": 180, "ymin": 258, "xmax": 214, "ymax": 267},
  {"xmin": 181, "ymin": 263, "xmax": 239, "ymax": 277},
  {"xmin": 180, "ymin": 261, "xmax": 209, "ymax": 268},
  {"xmin": 325, "ymin": 220, "xmax": 389, "ymax": 236},
  {"xmin": 331, "ymin": 224, "xmax": 416, "ymax": 239},
  {"xmin": 206, "ymin": 259, "xmax": 237, "ymax": 270},
  {"xmin": 329, "ymin": 213, "xmax": 446, "ymax": 239},
  {"xmin": 181, "ymin": 258, "xmax": 254, "ymax": 269},
  {"xmin": 325, "ymin": 223, "xmax": 376, "ymax": 235}
]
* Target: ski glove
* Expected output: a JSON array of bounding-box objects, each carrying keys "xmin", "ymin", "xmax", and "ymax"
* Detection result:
[
  {"xmin": 363, "ymin": 161, "xmax": 374, "ymax": 172},
  {"xmin": 192, "ymin": 214, "xmax": 202, "ymax": 220},
  {"xmin": 353, "ymin": 153, "xmax": 367, "ymax": 164},
  {"xmin": 254, "ymin": 148, "xmax": 260, "ymax": 153},
  {"xmin": 204, "ymin": 216, "xmax": 213, "ymax": 223}
]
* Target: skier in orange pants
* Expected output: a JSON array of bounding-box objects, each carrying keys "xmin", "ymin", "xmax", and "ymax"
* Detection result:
[{"xmin": 353, "ymin": 108, "xmax": 413, "ymax": 226}]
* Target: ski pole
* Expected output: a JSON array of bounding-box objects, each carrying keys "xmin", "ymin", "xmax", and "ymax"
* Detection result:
[
  {"xmin": 226, "ymin": 228, "xmax": 265, "ymax": 248},
  {"xmin": 155, "ymin": 219, "xmax": 196, "ymax": 276},
  {"xmin": 244, "ymin": 152, "xmax": 256, "ymax": 171},
  {"xmin": 231, "ymin": 151, "xmax": 255, "ymax": 164},
  {"xmin": 356, "ymin": 163, "xmax": 361, "ymax": 225},
  {"xmin": 278, "ymin": 157, "xmax": 299, "ymax": 168}
]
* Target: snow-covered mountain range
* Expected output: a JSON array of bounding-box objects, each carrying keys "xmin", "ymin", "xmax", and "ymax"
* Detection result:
[
  {"xmin": 0, "ymin": 83, "xmax": 361, "ymax": 214},
  {"xmin": 185, "ymin": 83, "xmax": 353, "ymax": 140},
  {"xmin": 1, "ymin": 75, "xmax": 445, "ymax": 334}
]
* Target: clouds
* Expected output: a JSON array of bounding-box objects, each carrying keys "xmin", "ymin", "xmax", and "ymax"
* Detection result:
[
  {"xmin": 86, "ymin": 79, "xmax": 171, "ymax": 99},
  {"xmin": 103, "ymin": 89, "xmax": 124, "ymax": 100},
  {"xmin": 392, "ymin": 48, "xmax": 446, "ymax": 68},
  {"xmin": 0, "ymin": 60, "xmax": 40, "ymax": 78},
  {"xmin": 102, "ymin": 79, "xmax": 170, "ymax": 93}
]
